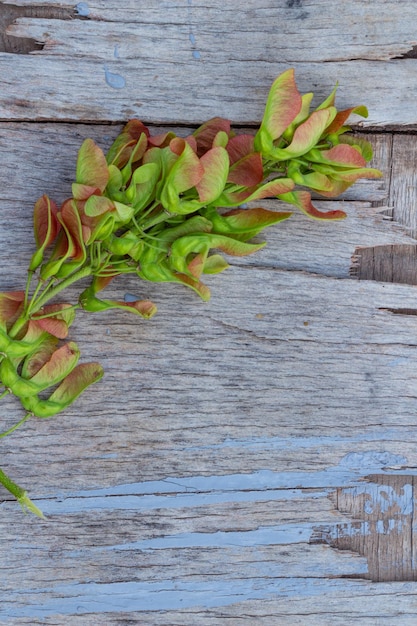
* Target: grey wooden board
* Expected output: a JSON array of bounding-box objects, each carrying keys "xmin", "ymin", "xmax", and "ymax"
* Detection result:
[
  {"xmin": 2, "ymin": 0, "xmax": 417, "ymax": 621},
  {"xmin": 0, "ymin": 0, "xmax": 416, "ymax": 125},
  {"xmin": 2, "ymin": 122, "xmax": 417, "ymax": 623}
]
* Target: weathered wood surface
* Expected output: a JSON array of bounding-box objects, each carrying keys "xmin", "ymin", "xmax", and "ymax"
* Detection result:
[
  {"xmin": 2, "ymin": 1, "xmax": 417, "ymax": 624},
  {"xmin": 0, "ymin": 0, "xmax": 417, "ymax": 125}
]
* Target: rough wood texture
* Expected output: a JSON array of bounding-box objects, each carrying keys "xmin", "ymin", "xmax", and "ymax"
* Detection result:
[
  {"xmin": 2, "ymin": 1, "xmax": 417, "ymax": 623},
  {"xmin": 0, "ymin": 0, "xmax": 416, "ymax": 125}
]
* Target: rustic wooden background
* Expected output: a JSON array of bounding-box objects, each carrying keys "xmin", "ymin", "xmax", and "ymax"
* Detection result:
[{"xmin": 2, "ymin": 1, "xmax": 417, "ymax": 623}]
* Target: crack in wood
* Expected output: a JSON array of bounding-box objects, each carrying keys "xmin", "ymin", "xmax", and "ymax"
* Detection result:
[
  {"xmin": 0, "ymin": 4, "xmax": 84, "ymax": 54},
  {"xmin": 393, "ymin": 44, "xmax": 417, "ymax": 59}
]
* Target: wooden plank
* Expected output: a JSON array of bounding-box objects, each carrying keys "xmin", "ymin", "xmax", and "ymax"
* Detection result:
[
  {"xmin": 2, "ymin": 122, "xmax": 417, "ymax": 622},
  {"xmin": 390, "ymin": 134, "xmax": 417, "ymax": 236},
  {"xmin": 0, "ymin": 1, "xmax": 416, "ymax": 124}
]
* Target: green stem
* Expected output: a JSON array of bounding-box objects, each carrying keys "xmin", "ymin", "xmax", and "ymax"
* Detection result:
[
  {"xmin": 0, "ymin": 412, "xmax": 32, "ymax": 439},
  {"xmin": 23, "ymin": 270, "xmax": 34, "ymax": 310},
  {"xmin": 0, "ymin": 467, "xmax": 45, "ymax": 518},
  {"xmin": 28, "ymin": 266, "xmax": 93, "ymax": 316}
]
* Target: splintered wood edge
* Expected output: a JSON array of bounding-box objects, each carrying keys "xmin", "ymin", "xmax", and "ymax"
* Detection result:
[{"xmin": 351, "ymin": 243, "xmax": 417, "ymax": 284}]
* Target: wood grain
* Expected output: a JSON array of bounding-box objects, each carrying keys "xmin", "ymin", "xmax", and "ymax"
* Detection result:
[
  {"xmin": 0, "ymin": 1, "xmax": 416, "ymax": 124},
  {"xmin": 1, "ymin": 120, "xmax": 417, "ymax": 622},
  {"xmin": 2, "ymin": 0, "xmax": 417, "ymax": 620}
]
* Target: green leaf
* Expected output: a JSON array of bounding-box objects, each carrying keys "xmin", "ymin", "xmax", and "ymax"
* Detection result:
[
  {"xmin": 31, "ymin": 195, "xmax": 60, "ymax": 271},
  {"xmin": 196, "ymin": 146, "xmax": 230, "ymax": 203},
  {"xmin": 193, "ymin": 117, "xmax": 232, "ymax": 156},
  {"xmin": 324, "ymin": 105, "xmax": 368, "ymax": 136},
  {"xmin": 208, "ymin": 207, "xmax": 292, "ymax": 238},
  {"xmin": 23, "ymin": 362, "xmax": 104, "ymax": 418},
  {"xmin": 106, "ymin": 120, "xmax": 150, "ymax": 167},
  {"xmin": 0, "ymin": 291, "xmax": 24, "ymax": 329},
  {"xmin": 254, "ymin": 68, "xmax": 302, "ymax": 154},
  {"xmin": 227, "ymin": 153, "xmax": 263, "ymax": 187},
  {"xmin": 269, "ymin": 108, "xmax": 336, "ymax": 160},
  {"xmin": 76, "ymin": 139, "xmax": 109, "ymax": 191},
  {"xmin": 27, "ymin": 342, "xmax": 80, "ymax": 389},
  {"xmin": 220, "ymin": 177, "xmax": 295, "ymax": 206},
  {"xmin": 278, "ymin": 190, "xmax": 347, "ymax": 220},
  {"xmin": 84, "ymin": 195, "xmax": 115, "ymax": 217},
  {"xmin": 203, "ymin": 254, "xmax": 230, "ymax": 274}
]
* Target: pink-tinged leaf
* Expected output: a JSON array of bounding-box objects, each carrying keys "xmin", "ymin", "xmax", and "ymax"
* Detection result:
[
  {"xmin": 196, "ymin": 146, "xmax": 230, "ymax": 203},
  {"xmin": 33, "ymin": 316, "xmax": 69, "ymax": 339},
  {"xmin": 319, "ymin": 144, "xmax": 367, "ymax": 168},
  {"xmin": 184, "ymin": 135, "xmax": 198, "ymax": 153},
  {"xmin": 42, "ymin": 303, "xmax": 76, "ymax": 327},
  {"xmin": 59, "ymin": 200, "xmax": 86, "ymax": 262},
  {"xmin": 0, "ymin": 291, "xmax": 24, "ymax": 327},
  {"xmin": 33, "ymin": 195, "xmax": 59, "ymax": 249},
  {"xmin": 339, "ymin": 136, "xmax": 374, "ymax": 162},
  {"xmin": 203, "ymin": 254, "xmax": 230, "ymax": 275},
  {"xmin": 219, "ymin": 207, "xmax": 293, "ymax": 234},
  {"xmin": 226, "ymin": 135, "xmax": 255, "ymax": 164},
  {"xmin": 193, "ymin": 117, "xmax": 232, "ymax": 156},
  {"xmin": 106, "ymin": 120, "xmax": 150, "ymax": 167},
  {"xmin": 167, "ymin": 138, "xmax": 204, "ymax": 193},
  {"xmin": 175, "ymin": 273, "xmax": 211, "ymax": 301},
  {"xmin": 220, "ymin": 177, "xmax": 295, "ymax": 206},
  {"xmin": 246, "ymin": 178, "xmax": 295, "ymax": 201},
  {"xmin": 278, "ymin": 190, "xmax": 346, "ymax": 220},
  {"xmin": 148, "ymin": 131, "xmax": 177, "ymax": 148},
  {"xmin": 47, "ymin": 362, "xmax": 104, "ymax": 408},
  {"xmin": 227, "ymin": 153, "xmax": 263, "ymax": 186},
  {"xmin": 187, "ymin": 253, "xmax": 205, "ymax": 279},
  {"xmin": 84, "ymin": 195, "xmax": 115, "ymax": 217},
  {"xmin": 209, "ymin": 234, "xmax": 266, "ymax": 257},
  {"xmin": 256, "ymin": 69, "xmax": 302, "ymax": 148},
  {"xmin": 21, "ymin": 335, "xmax": 58, "ymax": 379},
  {"xmin": 282, "ymin": 92, "xmax": 314, "ymax": 141},
  {"xmin": 325, "ymin": 105, "xmax": 368, "ymax": 136},
  {"xmin": 91, "ymin": 274, "xmax": 115, "ymax": 293},
  {"xmin": 327, "ymin": 167, "xmax": 382, "ymax": 183},
  {"xmin": 76, "ymin": 138, "xmax": 109, "ymax": 191},
  {"xmin": 276, "ymin": 108, "xmax": 335, "ymax": 159},
  {"xmin": 29, "ymin": 342, "xmax": 80, "ymax": 388},
  {"xmin": 316, "ymin": 179, "xmax": 351, "ymax": 198},
  {"xmin": 31, "ymin": 303, "xmax": 75, "ymax": 339},
  {"xmin": 72, "ymin": 183, "xmax": 100, "ymax": 201}
]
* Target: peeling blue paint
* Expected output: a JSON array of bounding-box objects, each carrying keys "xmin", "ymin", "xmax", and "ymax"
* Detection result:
[
  {"xmin": 75, "ymin": 2, "xmax": 90, "ymax": 17},
  {"xmin": 104, "ymin": 65, "xmax": 126, "ymax": 90},
  {"xmin": 33, "ymin": 446, "xmax": 408, "ymax": 515},
  {"xmin": 124, "ymin": 293, "xmax": 138, "ymax": 302},
  {"xmin": 0, "ymin": 577, "xmax": 375, "ymax": 618}
]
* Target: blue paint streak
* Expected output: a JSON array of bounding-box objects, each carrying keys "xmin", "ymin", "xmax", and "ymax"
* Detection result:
[
  {"xmin": 104, "ymin": 65, "xmax": 126, "ymax": 90},
  {"xmin": 114, "ymin": 44, "xmax": 120, "ymax": 59},
  {"xmin": 33, "ymin": 447, "xmax": 407, "ymax": 515},
  {"xmin": 75, "ymin": 2, "xmax": 90, "ymax": 17},
  {"xmin": 105, "ymin": 523, "xmax": 314, "ymax": 550},
  {"xmin": 0, "ymin": 577, "xmax": 375, "ymax": 618},
  {"xmin": 124, "ymin": 293, "xmax": 138, "ymax": 303},
  {"xmin": 192, "ymin": 50, "xmax": 201, "ymax": 60}
]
